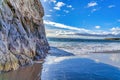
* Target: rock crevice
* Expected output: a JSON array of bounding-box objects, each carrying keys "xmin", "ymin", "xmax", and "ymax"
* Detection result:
[{"xmin": 0, "ymin": 0, "xmax": 49, "ymax": 72}]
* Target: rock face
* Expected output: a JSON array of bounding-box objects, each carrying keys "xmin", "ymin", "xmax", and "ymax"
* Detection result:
[{"xmin": 0, "ymin": 0, "xmax": 49, "ymax": 72}]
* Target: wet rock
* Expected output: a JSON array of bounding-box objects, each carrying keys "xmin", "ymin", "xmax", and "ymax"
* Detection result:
[{"xmin": 0, "ymin": 0, "xmax": 49, "ymax": 72}]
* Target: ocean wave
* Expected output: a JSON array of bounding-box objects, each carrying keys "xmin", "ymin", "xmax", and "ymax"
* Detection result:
[{"xmin": 49, "ymin": 41, "xmax": 120, "ymax": 55}]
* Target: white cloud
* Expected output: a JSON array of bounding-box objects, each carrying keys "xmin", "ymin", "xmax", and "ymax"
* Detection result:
[
  {"xmin": 50, "ymin": 0, "xmax": 57, "ymax": 3},
  {"xmin": 44, "ymin": 20, "xmax": 91, "ymax": 33},
  {"xmin": 54, "ymin": 2, "xmax": 65, "ymax": 10},
  {"xmin": 44, "ymin": 20, "xmax": 120, "ymax": 37},
  {"xmin": 87, "ymin": 2, "xmax": 98, "ymax": 8},
  {"xmin": 66, "ymin": 5, "xmax": 74, "ymax": 10},
  {"xmin": 43, "ymin": 0, "xmax": 47, "ymax": 2},
  {"xmin": 110, "ymin": 27, "xmax": 120, "ymax": 35},
  {"xmin": 64, "ymin": 10, "xmax": 69, "ymax": 13},
  {"xmin": 45, "ymin": 15, "xmax": 52, "ymax": 17},
  {"xmin": 55, "ymin": 30, "xmax": 75, "ymax": 35},
  {"xmin": 91, "ymin": 9, "xmax": 98, "ymax": 13},
  {"xmin": 67, "ymin": 5, "xmax": 72, "ymax": 8},
  {"xmin": 54, "ymin": 7, "xmax": 60, "ymax": 10},
  {"xmin": 108, "ymin": 5, "xmax": 115, "ymax": 8},
  {"xmin": 95, "ymin": 26, "xmax": 101, "ymax": 29},
  {"xmin": 111, "ymin": 27, "xmax": 120, "ymax": 31}
]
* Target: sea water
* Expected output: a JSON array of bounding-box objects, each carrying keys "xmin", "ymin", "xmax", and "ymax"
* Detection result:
[{"xmin": 48, "ymin": 37, "xmax": 120, "ymax": 55}]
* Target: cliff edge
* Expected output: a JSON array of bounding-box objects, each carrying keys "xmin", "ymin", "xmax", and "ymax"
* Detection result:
[{"xmin": 0, "ymin": 0, "xmax": 49, "ymax": 72}]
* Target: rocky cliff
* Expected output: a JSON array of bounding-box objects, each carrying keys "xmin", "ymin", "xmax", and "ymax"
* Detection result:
[{"xmin": 0, "ymin": 0, "xmax": 49, "ymax": 72}]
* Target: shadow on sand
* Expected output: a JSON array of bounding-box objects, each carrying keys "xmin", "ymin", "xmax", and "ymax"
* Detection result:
[{"xmin": 48, "ymin": 47, "xmax": 74, "ymax": 57}]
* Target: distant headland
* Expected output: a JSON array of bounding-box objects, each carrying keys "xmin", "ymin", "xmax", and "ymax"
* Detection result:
[{"xmin": 105, "ymin": 38, "xmax": 120, "ymax": 41}]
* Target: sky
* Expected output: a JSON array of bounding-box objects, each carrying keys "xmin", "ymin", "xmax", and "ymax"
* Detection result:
[{"xmin": 41, "ymin": 0, "xmax": 120, "ymax": 38}]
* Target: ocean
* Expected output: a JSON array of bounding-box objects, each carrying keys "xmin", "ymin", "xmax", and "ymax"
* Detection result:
[{"xmin": 48, "ymin": 37, "xmax": 120, "ymax": 55}]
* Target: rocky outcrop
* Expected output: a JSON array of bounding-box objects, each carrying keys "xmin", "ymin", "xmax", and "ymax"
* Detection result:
[
  {"xmin": 105, "ymin": 38, "xmax": 120, "ymax": 41},
  {"xmin": 0, "ymin": 0, "xmax": 49, "ymax": 72}
]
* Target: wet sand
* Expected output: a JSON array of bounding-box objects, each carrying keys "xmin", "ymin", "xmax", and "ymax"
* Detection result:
[
  {"xmin": 0, "ymin": 47, "xmax": 120, "ymax": 80},
  {"xmin": 0, "ymin": 63, "xmax": 42, "ymax": 80}
]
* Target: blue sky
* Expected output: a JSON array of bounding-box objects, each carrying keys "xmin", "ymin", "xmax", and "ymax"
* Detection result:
[{"xmin": 41, "ymin": 0, "xmax": 120, "ymax": 38}]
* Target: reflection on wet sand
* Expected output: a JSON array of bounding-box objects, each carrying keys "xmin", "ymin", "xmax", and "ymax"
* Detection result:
[
  {"xmin": 0, "ymin": 63, "xmax": 42, "ymax": 80},
  {"xmin": 41, "ymin": 56, "xmax": 120, "ymax": 80},
  {"xmin": 41, "ymin": 48, "xmax": 120, "ymax": 80},
  {"xmin": 0, "ymin": 48, "xmax": 120, "ymax": 80}
]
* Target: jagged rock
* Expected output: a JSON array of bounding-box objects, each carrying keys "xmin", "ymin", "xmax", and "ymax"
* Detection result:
[{"xmin": 0, "ymin": 0, "xmax": 49, "ymax": 72}]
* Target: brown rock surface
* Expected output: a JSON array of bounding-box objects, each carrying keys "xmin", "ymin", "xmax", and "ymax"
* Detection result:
[{"xmin": 0, "ymin": 0, "xmax": 49, "ymax": 72}]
